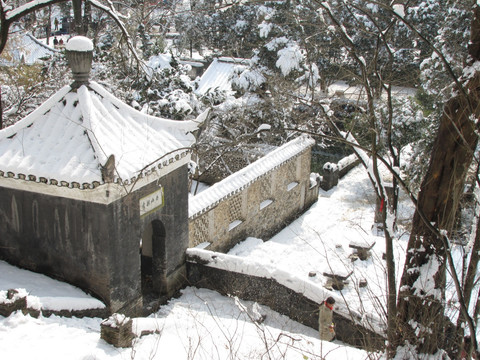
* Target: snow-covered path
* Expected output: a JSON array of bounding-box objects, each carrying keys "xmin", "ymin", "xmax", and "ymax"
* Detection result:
[
  {"xmin": 0, "ymin": 286, "xmax": 369, "ymax": 359},
  {"xmin": 229, "ymin": 165, "xmax": 412, "ymax": 324}
]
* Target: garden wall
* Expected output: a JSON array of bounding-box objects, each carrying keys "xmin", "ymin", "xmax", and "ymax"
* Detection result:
[
  {"xmin": 186, "ymin": 250, "xmax": 385, "ymax": 350},
  {"xmin": 188, "ymin": 135, "xmax": 319, "ymax": 252},
  {"xmin": 321, "ymin": 153, "xmax": 361, "ymax": 191}
]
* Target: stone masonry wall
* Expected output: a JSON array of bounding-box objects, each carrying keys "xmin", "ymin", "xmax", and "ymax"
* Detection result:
[
  {"xmin": 0, "ymin": 162, "xmax": 190, "ymax": 317},
  {"xmin": 321, "ymin": 153, "xmax": 360, "ymax": 191},
  {"xmin": 189, "ymin": 145, "xmax": 319, "ymax": 253},
  {"xmin": 186, "ymin": 257, "xmax": 384, "ymax": 350}
]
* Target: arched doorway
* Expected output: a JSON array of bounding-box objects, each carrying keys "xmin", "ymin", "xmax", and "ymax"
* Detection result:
[{"xmin": 140, "ymin": 220, "xmax": 167, "ymax": 297}]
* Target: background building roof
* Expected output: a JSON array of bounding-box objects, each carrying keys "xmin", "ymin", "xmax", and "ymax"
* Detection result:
[
  {"xmin": 0, "ymin": 32, "xmax": 58, "ymax": 65},
  {"xmin": 195, "ymin": 57, "xmax": 249, "ymax": 96}
]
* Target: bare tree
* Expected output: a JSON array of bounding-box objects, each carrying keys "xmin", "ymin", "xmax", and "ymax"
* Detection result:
[
  {"xmin": 394, "ymin": 3, "xmax": 480, "ymax": 357},
  {"xmin": 303, "ymin": 1, "xmax": 480, "ymax": 357}
]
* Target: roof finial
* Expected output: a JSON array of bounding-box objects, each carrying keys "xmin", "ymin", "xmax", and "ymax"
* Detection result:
[{"xmin": 65, "ymin": 36, "xmax": 94, "ymax": 87}]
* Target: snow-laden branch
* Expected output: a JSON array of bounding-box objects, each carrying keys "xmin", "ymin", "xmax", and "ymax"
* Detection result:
[
  {"xmin": 385, "ymin": 2, "xmax": 473, "ymax": 112},
  {"xmin": 1, "ymin": 0, "xmax": 147, "ymax": 74},
  {"xmin": 6, "ymin": 0, "xmax": 53, "ymax": 20},
  {"xmin": 1, "ymin": 0, "xmax": 11, "ymax": 12},
  {"xmin": 5, "ymin": 0, "xmax": 67, "ymax": 21},
  {"xmin": 88, "ymin": 0, "xmax": 147, "ymax": 72},
  {"xmin": 102, "ymin": 0, "xmax": 129, "ymax": 20},
  {"xmin": 1, "ymin": 0, "xmax": 66, "ymax": 54}
]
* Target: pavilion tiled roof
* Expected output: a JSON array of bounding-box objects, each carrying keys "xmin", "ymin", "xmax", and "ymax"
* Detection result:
[{"xmin": 0, "ymin": 81, "xmax": 206, "ymax": 189}]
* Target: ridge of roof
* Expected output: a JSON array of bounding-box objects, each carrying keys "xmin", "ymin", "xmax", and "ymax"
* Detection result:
[
  {"xmin": 26, "ymin": 33, "xmax": 59, "ymax": 54},
  {"xmin": 216, "ymin": 57, "xmax": 250, "ymax": 64}
]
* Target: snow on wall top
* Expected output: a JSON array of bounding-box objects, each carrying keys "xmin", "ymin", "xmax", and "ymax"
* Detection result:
[
  {"xmin": 0, "ymin": 81, "xmax": 206, "ymax": 188},
  {"xmin": 65, "ymin": 36, "xmax": 94, "ymax": 52},
  {"xmin": 186, "ymin": 248, "xmax": 383, "ymax": 334},
  {"xmin": 195, "ymin": 57, "xmax": 249, "ymax": 96},
  {"xmin": 189, "ymin": 135, "xmax": 315, "ymax": 218}
]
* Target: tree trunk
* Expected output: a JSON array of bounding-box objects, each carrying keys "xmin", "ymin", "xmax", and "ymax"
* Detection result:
[
  {"xmin": 46, "ymin": 6, "xmax": 51, "ymax": 45},
  {"xmin": 452, "ymin": 217, "xmax": 480, "ymax": 358},
  {"xmin": 395, "ymin": 6, "xmax": 480, "ymax": 355},
  {"xmin": 0, "ymin": 86, "xmax": 3, "ymax": 129},
  {"xmin": 72, "ymin": 0, "xmax": 84, "ymax": 35},
  {"xmin": 83, "ymin": 0, "xmax": 91, "ymax": 35},
  {"xmin": 1, "ymin": 2, "xmax": 9, "ymax": 55}
]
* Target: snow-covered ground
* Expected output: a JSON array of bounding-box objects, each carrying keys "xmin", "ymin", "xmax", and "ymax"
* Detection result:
[
  {"xmin": 0, "ymin": 285, "xmax": 371, "ymax": 359},
  {"xmin": 0, "ymin": 261, "xmax": 104, "ymax": 312},
  {"xmin": 1, "ymin": 164, "xmax": 472, "ymax": 359},
  {"xmin": 327, "ymin": 81, "xmax": 416, "ymax": 101},
  {"xmin": 0, "ymin": 165, "xmax": 379, "ymax": 359},
  {"xmin": 226, "ymin": 165, "xmax": 414, "ymax": 323},
  {"xmin": 188, "ymin": 164, "xmax": 415, "ymax": 334}
]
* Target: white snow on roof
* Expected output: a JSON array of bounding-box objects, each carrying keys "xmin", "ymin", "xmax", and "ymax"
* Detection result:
[
  {"xmin": 0, "ymin": 32, "xmax": 57, "ymax": 65},
  {"xmin": 189, "ymin": 135, "xmax": 315, "ymax": 218},
  {"xmin": 195, "ymin": 57, "xmax": 249, "ymax": 96},
  {"xmin": 0, "ymin": 82, "xmax": 205, "ymax": 187},
  {"xmin": 65, "ymin": 36, "xmax": 93, "ymax": 52}
]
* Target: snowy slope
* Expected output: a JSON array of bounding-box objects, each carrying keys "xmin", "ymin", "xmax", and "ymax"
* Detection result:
[
  {"xmin": 0, "ymin": 287, "xmax": 368, "ymax": 360},
  {"xmin": 0, "ymin": 165, "xmax": 380, "ymax": 359},
  {"xmin": 0, "ymin": 261, "xmax": 104, "ymax": 312}
]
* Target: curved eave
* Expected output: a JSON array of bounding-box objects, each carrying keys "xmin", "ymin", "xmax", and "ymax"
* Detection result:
[{"xmin": 0, "ymin": 152, "xmax": 191, "ymax": 205}]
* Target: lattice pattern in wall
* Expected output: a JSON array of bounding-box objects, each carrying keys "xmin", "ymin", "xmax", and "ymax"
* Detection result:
[
  {"xmin": 228, "ymin": 193, "xmax": 243, "ymax": 222},
  {"xmin": 260, "ymin": 177, "xmax": 272, "ymax": 199},
  {"xmin": 286, "ymin": 159, "xmax": 297, "ymax": 183},
  {"xmin": 192, "ymin": 215, "xmax": 210, "ymax": 246}
]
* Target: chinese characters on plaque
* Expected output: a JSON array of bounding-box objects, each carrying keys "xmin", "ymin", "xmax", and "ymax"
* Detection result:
[{"xmin": 139, "ymin": 187, "xmax": 164, "ymax": 217}]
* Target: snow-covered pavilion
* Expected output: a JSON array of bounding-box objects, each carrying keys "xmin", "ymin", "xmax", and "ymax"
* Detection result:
[{"xmin": 0, "ymin": 37, "xmax": 207, "ymax": 316}]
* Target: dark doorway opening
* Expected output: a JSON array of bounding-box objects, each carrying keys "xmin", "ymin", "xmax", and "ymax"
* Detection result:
[{"xmin": 140, "ymin": 220, "xmax": 167, "ymax": 298}]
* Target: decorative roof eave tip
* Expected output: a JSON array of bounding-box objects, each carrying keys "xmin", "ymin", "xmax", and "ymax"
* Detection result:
[{"xmin": 65, "ymin": 36, "xmax": 94, "ymax": 88}]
